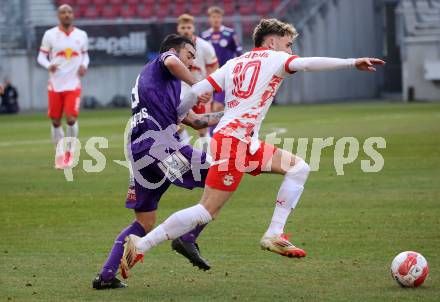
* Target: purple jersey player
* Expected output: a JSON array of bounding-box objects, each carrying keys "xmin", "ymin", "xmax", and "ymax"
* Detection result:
[
  {"xmin": 202, "ymin": 6, "xmax": 242, "ymax": 131},
  {"xmin": 93, "ymin": 34, "xmax": 220, "ymax": 290}
]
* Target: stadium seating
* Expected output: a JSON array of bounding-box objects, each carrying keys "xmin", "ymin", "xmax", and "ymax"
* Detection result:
[
  {"xmin": 54, "ymin": 0, "xmax": 280, "ymax": 19},
  {"xmin": 398, "ymin": 0, "xmax": 440, "ymax": 36}
]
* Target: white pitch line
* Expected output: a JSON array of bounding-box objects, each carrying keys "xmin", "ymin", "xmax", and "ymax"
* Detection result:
[
  {"xmin": 0, "ymin": 134, "xmax": 124, "ymax": 148},
  {"xmin": 0, "ymin": 139, "xmax": 50, "ymax": 147}
]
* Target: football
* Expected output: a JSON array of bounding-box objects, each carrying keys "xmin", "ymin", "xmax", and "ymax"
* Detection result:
[{"xmin": 391, "ymin": 251, "xmax": 429, "ymax": 287}]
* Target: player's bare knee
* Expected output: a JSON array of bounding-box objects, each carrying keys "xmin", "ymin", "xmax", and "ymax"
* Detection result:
[
  {"xmin": 137, "ymin": 218, "xmax": 155, "ymax": 232},
  {"xmin": 212, "ymin": 102, "xmax": 224, "ymax": 112},
  {"xmin": 52, "ymin": 119, "xmax": 62, "ymax": 127},
  {"xmin": 135, "ymin": 212, "xmax": 156, "ymax": 232},
  {"xmin": 66, "ymin": 116, "xmax": 77, "ymax": 126},
  {"xmin": 200, "ymin": 200, "xmax": 218, "ymax": 218}
]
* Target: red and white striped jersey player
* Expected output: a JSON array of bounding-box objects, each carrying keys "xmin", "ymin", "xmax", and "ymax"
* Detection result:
[
  {"xmin": 122, "ymin": 19, "xmax": 385, "ymax": 271},
  {"xmin": 37, "ymin": 4, "xmax": 89, "ymax": 169}
]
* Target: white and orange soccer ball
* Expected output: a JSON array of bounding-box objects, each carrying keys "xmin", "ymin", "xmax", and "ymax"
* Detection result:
[{"xmin": 391, "ymin": 251, "xmax": 429, "ymax": 287}]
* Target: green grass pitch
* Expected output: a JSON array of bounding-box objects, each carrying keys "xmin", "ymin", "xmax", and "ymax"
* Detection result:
[{"xmin": 0, "ymin": 102, "xmax": 439, "ymax": 301}]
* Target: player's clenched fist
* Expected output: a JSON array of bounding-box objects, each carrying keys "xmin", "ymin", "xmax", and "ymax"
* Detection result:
[
  {"xmin": 49, "ymin": 64, "xmax": 59, "ymax": 73},
  {"xmin": 78, "ymin": 65, "xmax": 87, "ymax": 77}
]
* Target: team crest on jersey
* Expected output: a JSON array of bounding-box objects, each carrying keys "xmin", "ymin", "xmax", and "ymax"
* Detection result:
[
  {"xmin": 223, "ymin": 173, "xmax": 235, "ymax": 186},
  {"xmin": 219, "ymin": 39, "xmax": 228, "ymax": 47}
]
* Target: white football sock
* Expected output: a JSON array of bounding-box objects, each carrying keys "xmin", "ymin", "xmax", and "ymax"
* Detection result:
[
  {"xmin": 66, "ymin": 122, "xmax": 78, "ymax": 152},
  {"xmin": 265, "ymin": 160, "xmax": 310, "ymax": 237},
  {"xmin": 51, "ymin": 125, "xmax": 64, "ymax": 157},
  {"xmin": 136, "ymin": 204, "xmax": 212, "ymax": 253}
]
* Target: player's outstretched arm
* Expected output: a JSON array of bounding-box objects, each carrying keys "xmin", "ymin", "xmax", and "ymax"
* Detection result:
[
  {"xmin": 164, "ymin": 55, "xmax": 197, "ymax": 86},
  {"xmin": 191, "ymin": 79, "xmax": 215, "ymax": 97},
  {"xmin": 288, "ymin": 57, "xmax": 385, "ymax": 73}
]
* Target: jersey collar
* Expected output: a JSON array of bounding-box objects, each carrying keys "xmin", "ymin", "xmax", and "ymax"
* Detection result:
[
  {"xmin": 252, "ymin": 47, "xmax": 271, "ymax": 51},
  {"xmin": 211, "ymin": 25, "xmax": 224, "ymax": 33},
  {"xmin": 58, "ymin": 25, "xmax": 75, "ymax": 36}
]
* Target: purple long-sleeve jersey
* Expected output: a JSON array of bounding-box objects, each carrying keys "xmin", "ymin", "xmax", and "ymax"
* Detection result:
[{"xmin": 201, "ymin": 25, "xmax": 243, "ymax": 67}]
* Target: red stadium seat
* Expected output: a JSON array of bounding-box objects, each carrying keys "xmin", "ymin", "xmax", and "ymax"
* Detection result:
[
  {"xmin": 91, "ymin": 0, "xmax": 106, "ymax": 5},
  {"xmin": 242, "ymin": 21, "xmax": 255, "ymax": 35},
  {"xmin": 57, "ymin": 0, "xmax": 76, "ymax": 6},
  {"xmin": 121, "ymin": 4, "xmax": 137, "ymax": 18},
  {"xmin": 83, "ymin": 5, "xmax": 100, "ymax": 19},
  {"xmin": 239, "ymin": 3, "xmax": 254, "ymax": 15},
  {"xmin": 173, "ymin": 2, "xmax": 187, "ymax": 17},
  {"xmin": 102, "ymin": 4, "xmax": 121, "ymax": 19},
  {"xmin": 256, "ymin": 0, "xmax": 272, "ymax": 15},
  {"xmin": 109, "ymin": 0, "xmax": 123, "ymax": 5},
  {"xmin": 76, "ymin": 0, "xmax": 90, "ymax": 6},
  {"xmin": 189, "ymin": 2, "xmax": 203, "ymax": 15},
  {"xmin": 127, "ymin": 0, "xmax": 139, "ymax": 5},
  {"xmin": 139, "ymin": 0, "xmax": 154, "ymax": 4},
  {"xmin": 272, "ymin": 0, "xmax": 282, "ymax": 10},
  {"xmin": 156, "ymin": 1, "xmax": 170, "ymax": 19},
  {"xmin": 74, "ymin": 5, "xmax": 87, "ymax": 18},
  {"xmin": 223, "ymin": 1, "xmax": 235, "ymax": 15},
  {"xmin": 204, "ymin": 0, "xmax": 215, "ymax": 7},
  {"xmin": 137, "ymin": 4, "xmax": 154, "ymax": 18}
]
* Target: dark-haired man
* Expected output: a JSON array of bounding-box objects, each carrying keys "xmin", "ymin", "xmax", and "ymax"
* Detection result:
[
  {"xmin": 93, "ymin": 34, "xmax": 220, "ymax": 290},
  {"xmin": 123, "ymin": 18, "xmax": 385, "ymax": 269}
]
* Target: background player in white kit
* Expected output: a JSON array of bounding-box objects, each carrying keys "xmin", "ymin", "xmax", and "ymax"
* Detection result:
[
  {"xmin": 176, "ymin": 14, "xmax": 218, "ymax": 148},
  {"xmin": 122, "ymin": 19, "xmax": 385, "ymax": 270},
  {"xmin": 37, "ymin": 4, "xmax": 89, "ymax": 169}
]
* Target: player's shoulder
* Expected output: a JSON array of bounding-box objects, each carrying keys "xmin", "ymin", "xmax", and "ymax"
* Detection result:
[
  {"xmin": 74, "ymin": 27, "xmax": 88, "ymax": 37},
  {"xmin": 198, "ymin": 37, "xmax": 216, "ymax": 53},
  {"xmin": 221, "ymin": 26, "xmax": 235, "ymax": 34},
  {"xmin": 260, "ymin": 49, "xmax": 293, "ymax": 60},
  {"xmin": 201, "ymin": 28, "xmax": 212, "ymax": 39},
  {"xmin": 158, "ymin": 50, "xmax": 178, "ymax": 64},
  {"xmin": 196, "ymin": 36, "xmax": 212, "ymax": 48},
  {"xmin": 44, "ymin": 26, "xmax": 59, "ymax": 35}
]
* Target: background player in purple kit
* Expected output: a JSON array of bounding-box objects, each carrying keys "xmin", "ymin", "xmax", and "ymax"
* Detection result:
[
  {"xmin": 93, "ymin": 34, "xmax": 220, "ymax": 290},
  {"xmin": 202, "ymin": 6, "xmax": 242, "ymax": 118}
]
